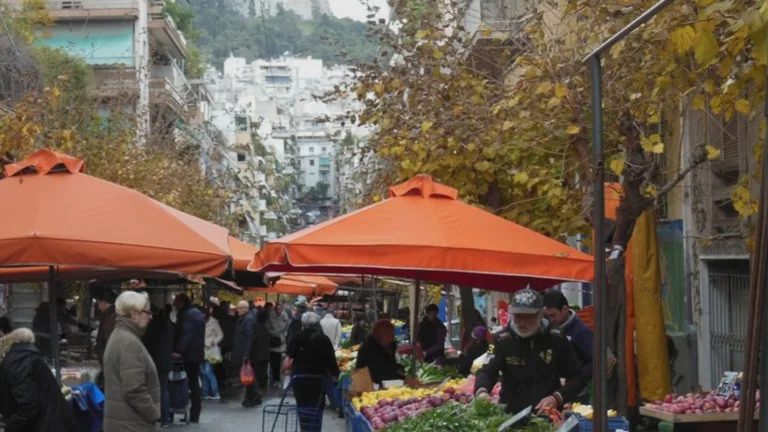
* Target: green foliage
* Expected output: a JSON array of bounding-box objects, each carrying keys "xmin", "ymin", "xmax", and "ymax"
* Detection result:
[
  {"xmin": 188, "ymin": 1, "xmax": 380, "ymax": 67},
  {"xmin": 186, "ymin": 43, "xmax": 205, "ymax": 79},
  {"xmin": 164, "ymin": 0, "xmax": 200, "ymax": 40}
]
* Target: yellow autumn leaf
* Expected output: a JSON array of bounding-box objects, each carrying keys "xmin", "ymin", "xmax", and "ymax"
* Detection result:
[
  {"xmin": 643, "ymin": 183, "xmax": 658, "ymax": 197},
  {"xmin": 432, "ymin": 49, "xmax": 444, "ymax": 59},
  {"xmin": 566, "ymin": 125, "xmax": 581, "ymax": 134},
  {"xmin": 474, "ymin": 161, "xmax": 492, "ymax": 172},
  {"xmin": 415, "ymin": 30, "xmax": 428, "ymax": 39},
  {"xmin": 704, "ymin": 79, "xmax": 716, "ymax": 94},
  {"xmin": 374, "ymin": 83, "xmax": 384, "ymax": 96},
  {"xmin": 705, "ymin": 144, "xmax": 721, "ymax": 160},
  {"xmin": 555, "ymin": 83, "xmax": 568, "ymax": 98},
  {"xmin": 647, "ymin": 114, "xmax": 659, "ymax": 123},
  {"xmin": 502, "ymin": 121, "xmax": 514, "ymax": 131},
  {"xmin": 535, "ymin": 81, "xmax": 553, "ymax": 95},
  {"xmin": 735, "ymin": 99, "xmax": 751, "ymax": 114},
  {"xmin": 609, "ymin": 158, "xmax": 625, "ymax": 176},
  {"xmin": 513, "ymin": 171, "xmax": 530, "ymax": 184},
  {"xmin": 670, "ymin": 26, "xmax": 697, "ymax": 55},
  {"xmin": 652, "ymin": 143, "xmax": 665, "ymax": 154},
  {"xmin": 694, "ymin": 30, "xmax": 719, "ymax": 65},
  {"xmin": 692, "ymin": 95, "xmax": 706, "ymax": 111},
  {"xmin": 547, "ymin": 97, "xmax": 561, "ymax": 109},
  {"xmin": 421, "ymin": 120, "xmax": 433, "ymax": 132}
]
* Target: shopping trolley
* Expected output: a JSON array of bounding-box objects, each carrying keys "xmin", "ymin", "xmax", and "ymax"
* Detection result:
[
  {"xmin": 262, "ymin": 374, "xmax": 327, "ymax": 432},
  {"xmin": 168, "ymin": 360, "xmax": 190, "ymax": 424}
]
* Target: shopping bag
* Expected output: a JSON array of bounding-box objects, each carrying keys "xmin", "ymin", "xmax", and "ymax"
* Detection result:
[
  {"xmin": 240, "ymin": 360, "xmax": 255, "ymax": 386},
  {"xmin": 282, "ymin": 357, "xmax": 293, "ymax": 376},
  {"xmin": 206, "ymin": 345, "xmax": 223, "ymax": 364},
  {"xmin": 350, "ymin": 367, "xmax": 374, "ymax": 396}
]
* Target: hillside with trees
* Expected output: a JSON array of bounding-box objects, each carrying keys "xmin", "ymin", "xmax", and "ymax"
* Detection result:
[{"xmin": 187, "ymin": 1, "xmax": 381, "ymax": 67}]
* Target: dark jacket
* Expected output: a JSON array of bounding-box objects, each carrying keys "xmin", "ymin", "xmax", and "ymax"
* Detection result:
[
  {"xmin": 0, "ymin": 328, "xmax": 77, "ymax": 432},
  {"xmin": 474, "ymin": 327, "xmax": 588, "ymax": 414},
  {"xmin": 559, "ymin": 311, "xmax": 594, "ymax": 378},
  {"xmin": 212, "ymin": 306, "xmax": 235, "ymax": 352},
  {"xmin": 459, "ymin": 340, "xmax": 488, "ymax": 376},
  {"xmin": 350, "ymin": 323, "xmax": 367, "ymax": 346},
  {"xmin": 142, "ymin": 310, "xmax": 175, "ymax": 374},
  {"xmin": 96, "ymin": 305, "xmax": 117, "ymax": 365},
  {"xmin": 287, "ymin": 327, "xmax": 340, "ymax": 378},
  {"xmin": 174, "ymin": 306, "xmax": 205, "ymax": 364},
  {"xmin": 253, "ymin": 321, "xmax": 271, "ymax": 363},
  {"xmin": 286, "ymin": 314, "xmax": 303, "ymax": 347},
  {"xmin": 418, "ymin": 318, "xmax": 446, "ymax": 363},
  {"xmin": 231, "ymin": 310, "xmax": 256, "ymax": 365},
  {"xmin": 355, "ymin": 335, "xmax": 404, "ymax": 385}
]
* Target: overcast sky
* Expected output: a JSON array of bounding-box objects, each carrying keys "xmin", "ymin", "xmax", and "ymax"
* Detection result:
[{"xmin": 329, "ymin": 0, "xmax": 390, "ymax": 23}]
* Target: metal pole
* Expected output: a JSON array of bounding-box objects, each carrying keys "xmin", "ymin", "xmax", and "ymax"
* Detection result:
[
  {"xmin": 590, "ymin": 55, "xmax": 608, "ymax": 432},
  {"xmin": 410, "ymin": 278, "xmax": 421, "ymax": 376},
  {"xmin": 47, "ymin": 266, "xmax": 61, "ymax": 385},
  {"xmin": 757, "ymin": 72, "xmax": 768, "ymax": 430},
  {"xmin": 581, "ymin": 0, "xmax": 677, "ymax": 63}
]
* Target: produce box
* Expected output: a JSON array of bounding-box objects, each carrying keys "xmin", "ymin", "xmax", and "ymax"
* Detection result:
[{"xmin": 576, "ymin": 416, "xmax": 629, "ymax": 432}]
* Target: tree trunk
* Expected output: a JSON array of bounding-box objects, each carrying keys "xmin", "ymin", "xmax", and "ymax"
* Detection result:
[{"xmin": 607, "ymin": 257, "xmax": 628, "ymax": 415}]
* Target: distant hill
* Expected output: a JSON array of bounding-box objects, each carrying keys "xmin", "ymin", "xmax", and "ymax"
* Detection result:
[{"xmin": 188, "ymin": 1, "xmax": 381, "ymax": 68}]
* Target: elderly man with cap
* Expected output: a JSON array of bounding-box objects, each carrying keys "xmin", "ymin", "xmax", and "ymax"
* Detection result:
[{"xmin": 474, "ymin": 288, "xmax": 588, "ymax": 415}]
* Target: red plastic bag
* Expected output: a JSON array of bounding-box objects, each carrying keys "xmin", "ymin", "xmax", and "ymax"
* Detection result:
[{"xmin": 240, "ymin": 360, "xmax": 255, "ymax": 386}]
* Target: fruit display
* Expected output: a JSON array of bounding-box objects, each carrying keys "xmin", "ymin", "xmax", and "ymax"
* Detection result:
[
  {"xmin": 352, "ymin": 379, "xmax": 468, "ymax": 411},
  {"xmin": 644, "ymin": 390, "xmax": 759, "ymax": 415},
  {"xmin": 342, "ymin": 324, "xmax": 354, "ymax": 334},
  {"xmin": 336, "ymin": 344, "xmax": 360, "ymax": 372},
  {"xmin": 566, "ymin": 402, "xmax": 617, "ymax": 420},
  {"xmin": 381, "ymin": 399, "xmax": 555, "ymax": 432}
]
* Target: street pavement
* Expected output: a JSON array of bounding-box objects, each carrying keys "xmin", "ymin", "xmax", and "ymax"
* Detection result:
[{"xmin": 174, "ymin": 386, "xmax": 347, "ymax": 432}]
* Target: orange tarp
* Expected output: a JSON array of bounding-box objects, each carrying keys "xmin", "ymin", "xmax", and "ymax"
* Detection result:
[
  {"xmin": 250, "ymin": 175, "xmax": 593, "ymax": 292},
  {"xmin": 247, "ymin": 274, "xmax": 337, "ymax": 297},
  {"xmin": 0, "ymin": 149, "xmax": 231, "ymax": 277},
  {"xmin": 229, "ymin": 236, "xmax": 258, "ymax": 271}
]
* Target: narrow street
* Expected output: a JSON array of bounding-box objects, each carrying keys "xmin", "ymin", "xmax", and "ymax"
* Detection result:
[{"xmin": 189, "ymin": 387, "xmax": 346, "ymax": 432}]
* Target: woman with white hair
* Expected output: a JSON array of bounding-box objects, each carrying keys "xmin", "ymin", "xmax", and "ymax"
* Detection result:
[
  {"xmin": 285, "ymin": 311, "xmax": 339, "ymax": 432},
  {"xmin": 103, "ymin": 291, "xmax": 161, "ymax": 432}
]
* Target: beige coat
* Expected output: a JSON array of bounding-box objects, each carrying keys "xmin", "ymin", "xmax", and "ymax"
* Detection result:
[{"xmin": 103, "ymin": 316, "xmax": 161, "ymax": 432}]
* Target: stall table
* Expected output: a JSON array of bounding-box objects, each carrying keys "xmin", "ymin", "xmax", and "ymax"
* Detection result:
[{"xmin": 639, "ymin": 407, "xmax": 758, "ymax": 432}]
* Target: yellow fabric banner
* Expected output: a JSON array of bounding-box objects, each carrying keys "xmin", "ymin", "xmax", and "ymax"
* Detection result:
[{"xmin": 631, "ymin": 210, "xmax": 671, "ymax": 401}]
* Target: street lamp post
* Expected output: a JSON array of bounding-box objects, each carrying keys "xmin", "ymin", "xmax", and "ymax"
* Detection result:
[{"xmin": 581, "ymin": 1, "xmax": 677, "ymax": 431}]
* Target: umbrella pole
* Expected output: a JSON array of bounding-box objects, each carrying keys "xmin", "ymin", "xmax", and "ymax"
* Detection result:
[
  {"xmin": 410, "ymin": 278, "xmax": 421, "ymax": 377},
  {"xmin": 47, "ymin": 265, "xmax": 62, "ymax": 385}
]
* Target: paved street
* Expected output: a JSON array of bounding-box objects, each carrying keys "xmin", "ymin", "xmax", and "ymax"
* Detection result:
[{"xmin": 172, "ymin": 386, "xmax": 346, "ymax": 432}]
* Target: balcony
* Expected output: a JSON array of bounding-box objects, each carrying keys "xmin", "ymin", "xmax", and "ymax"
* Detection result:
[
  {"xmin": 319, "ymin": 157, "xmax": 330, "ymax": 167},
  {"xmin": 7, "ymin": 0, "xmax": 140, "ymax": 20},
  {"xmin": 149, "ymin": 1, "xmax": 187, "ymax": 59},
  {"xmin": 150, "ymin": 63, "xmax": 189, "ymax": 116}
]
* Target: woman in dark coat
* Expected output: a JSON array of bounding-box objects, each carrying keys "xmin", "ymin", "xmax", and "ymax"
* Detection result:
[
  {"xmin": 253, "ymin": 310, "xmax": 272, "ymax": 389},
  {"xmin": 286, "ymin": 312, "xmax": 339, "ymax": 432},
  {"xmin": 0, "ymin": 328, "xmax": 77, "ymax": 432},
  {"xmin": 349, "ymin": 314, "xmax": 367, "ymax": 346},
  {"xmin": 355, "ymin": 319, "xmax": 405, "ymax": 385}
]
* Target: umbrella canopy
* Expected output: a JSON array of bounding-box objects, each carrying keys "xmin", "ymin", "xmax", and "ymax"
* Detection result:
[
  {"xmin": 250, "ymin": 175, "xmax": 593, "ymax": 292},
  {"xmin": 0, "ymin": 149, "xmax": 232, "ymax": 276},
  {"xmin": 248, "ymin": 274, "xmax": 337, "ymax": 297}
]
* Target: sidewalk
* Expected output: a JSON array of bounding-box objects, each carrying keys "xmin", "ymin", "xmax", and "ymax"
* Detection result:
[{"xmin": 185, "ymin": 386, "xmax": 346, "ymax": 432}]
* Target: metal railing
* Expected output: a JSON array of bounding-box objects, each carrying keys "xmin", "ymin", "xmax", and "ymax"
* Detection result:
[
  {"xmin": 708, "ymin": 264, "xmax": 750, "ymax": 387},
  {"xmin": 471, "ymin": 0, "xmax": 527, "ymax": 34},
  {"xmin": 150, "ymin": 62, "xmax": 187, "ymax": 106},
  {"xmin": 7, "ymin": 0, "xmax": 138, "ymax": 9}
]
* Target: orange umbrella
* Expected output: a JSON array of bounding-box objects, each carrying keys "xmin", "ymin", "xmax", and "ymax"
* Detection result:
[
  {"xmin": 230, "ymin": 236, "xmax": 257, "ymax": 271},
  {"xmin": 0, "ymin": 149, "xmax": 232, "ymax": 276},
  {"xmin": 250, "ymin": 175, "xmax": 593, "ymax": 292},
  {"xmin": 247, "ymin": 274, "xmax": 337, "ymax": 297}
]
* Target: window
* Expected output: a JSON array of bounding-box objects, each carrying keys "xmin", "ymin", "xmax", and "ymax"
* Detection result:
[
  {"xmin": 310, "ymin": 159, "xmax": 316, "ymax": 166},
  {"xmin": 237, "ymin": 153, "xmax": 246, "ymax": 162},
  {"xmin": 309, "ymin": 146, "xmax": 314, "ymax": 153},
  {"xmin": 321, "ymin": 147, "xmax": 326, "ymax": 152}
]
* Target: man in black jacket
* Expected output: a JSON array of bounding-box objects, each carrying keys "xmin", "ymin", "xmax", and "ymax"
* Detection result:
[
  {"xmin": 475, "ymin": 288, "xmax": 588, "ymax": 415},
  {"xmin": 143, "ymin": 305, "xmax": 174, "ymax": 427},
  {"xmin": 231, "ymin": 301, "xmax": 261, "ymax": 407},
  {"xmin": 173, "ymin": 294, "xmax": 205, "ymax": 423}
]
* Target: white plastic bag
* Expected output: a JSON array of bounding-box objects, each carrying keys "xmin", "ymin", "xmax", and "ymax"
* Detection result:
[{"xmin": 471, "ymin": 352, "xmax": 492, "ymax": 374}]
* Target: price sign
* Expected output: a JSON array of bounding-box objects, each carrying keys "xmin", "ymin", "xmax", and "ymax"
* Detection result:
[
  {"xmin": 716, "ymin": 371, "xmax": 739, "ymax": 398},
  {"xmin": 555, "ymin": 415, "xmax": 580, "ymax": 432},
  {"xmin": 498, "ymin": 406, "xmax": 532, "ymax": 432}
]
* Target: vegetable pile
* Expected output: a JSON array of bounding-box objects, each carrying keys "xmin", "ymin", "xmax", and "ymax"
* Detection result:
[
  {"xmin": 382, "ymin": 400, "xmax": 555, "ymax": 432},
  {"xmin": 336, "ymin": 345, "xmax": 359, "ymax": 372},
  {"xmin": 644, "ymin": 390, "xmax": 759, "ymax": 415},
  {"xmin": 417, "ymin": 363, "xmax": 463, "ymax": 384},
  {"xmin": 352, "ymin": 379, "xmax": 468, "ymax": 411}
]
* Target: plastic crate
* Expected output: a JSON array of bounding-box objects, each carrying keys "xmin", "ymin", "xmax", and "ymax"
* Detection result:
[{"xmin": 577, "ymin": 416, "xmax": 630, "ymax": 432}]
